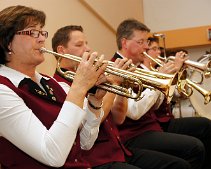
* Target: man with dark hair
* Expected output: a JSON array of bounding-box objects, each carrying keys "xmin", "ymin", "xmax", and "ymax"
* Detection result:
[{"xmin": 52, "ymin": 25, "xmax": 91, "ymax": 85}]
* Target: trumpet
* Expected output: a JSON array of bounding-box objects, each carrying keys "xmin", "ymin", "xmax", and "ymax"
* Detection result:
[
  {"xmin": 41, "ymin": 47, "xmax": 178, "ymax": 102},
  {"xmin": 143, "ymin": 51, "xmax": 163, "ymax": 69},
  {"xmin": 143, "ymin": 52, "xmax": 211, "ymax": 102},
  {"xmin": 133, "ymin": 70, "xmax": 177, "ymax": 103},
  {"xmin": 107, "ymin": 61, "xmax": 179, "ymax": 103},
  {"xmin": 166, "ymin": 55, "xmax": 211, "ymax": 82},
  {"xmin": 143, "ymin": 52, "xmax": 211, "ymax": 79},
  {"xmin": 185, "ymin": 79, "xmax": 211, "ymax": 104},
  {"xmin": 40, "ymin": 47, "xmax": 143, "ymax": 100},
  {"xmin": 134, "ymin": 68, "xmax": 180, "ymax": 103}
]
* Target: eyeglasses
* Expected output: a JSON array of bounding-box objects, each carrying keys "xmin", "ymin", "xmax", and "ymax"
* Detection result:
[
  {"xmin": 16, "ymin": 29, "xmax": 48, "ymax": 38},
  {"xmin": 129, "ymin": 39, "xmax": 150, "ymax": 46},
  {"xmin": 148, "ymin": 46, "xmax": 161, "ymax": 51}
]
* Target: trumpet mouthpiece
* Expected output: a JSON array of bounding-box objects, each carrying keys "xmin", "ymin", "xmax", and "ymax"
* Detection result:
[{"xmin": 39, "ymin": 47, "xmax": 46, "ymax": 53}]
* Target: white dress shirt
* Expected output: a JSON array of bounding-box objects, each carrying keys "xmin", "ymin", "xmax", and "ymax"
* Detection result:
[
  {"xmin": 127, "ymin": 64, "xmax": 165, "ymax": 120},
  {"xmin": 0, "ymin": 65, "xmax": 103, "ymax": 167}
]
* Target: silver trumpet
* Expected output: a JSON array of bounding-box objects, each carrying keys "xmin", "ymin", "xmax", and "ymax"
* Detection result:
[{"xmin": 165, "ymin": 55, "xmax": 211, "ymax": 84}]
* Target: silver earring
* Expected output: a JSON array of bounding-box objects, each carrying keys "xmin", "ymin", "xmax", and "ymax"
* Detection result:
[{"xmin": 8, "ymin": 51, "xmax": 12, "ymax": 55}]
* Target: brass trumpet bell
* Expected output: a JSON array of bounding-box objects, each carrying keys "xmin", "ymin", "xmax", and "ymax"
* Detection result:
[
  {"xmin": 186, "ymin": 79, "xmax": 211, "ymax": 104},
  {"xmin": 108, "ymin": 60, "xmax": 178, "ymax": 103},
  {"xmin": 133, "ymin": 68, "xmax": 179, "ymax": 103}
]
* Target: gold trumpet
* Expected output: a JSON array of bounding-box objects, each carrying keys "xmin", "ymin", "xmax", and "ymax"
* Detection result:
[
  {"xmin": 186, "ymin": 79, "xmax": 211, "ymax": 104},
  {"xmin": 134, "ymin": 68, "xmax": 179, "ymax": 103},
  {"xmin": 107, "ymin": 61, "xmax": 179, "ymax": 103},
  {"xmin": 143, "ymin": 52, "xmax": 211, "ymax": 80},
  {"xmin": 40, "ymin": 47, "xmax": 143, "ymax": 100},
  {"xmin": 143, "ymin": 52, "xmax": 163, "ymax": 69},
  {"xmin": 133, "ymin": 70, "xmax": 177, "ymax": 103},
  {"xmin": 143, "ymin": 52, "xmax": 211, "ymax": 103},
  {"xmin": 41, "ymin": 47, "xmax": 178, "ymax": 102}
]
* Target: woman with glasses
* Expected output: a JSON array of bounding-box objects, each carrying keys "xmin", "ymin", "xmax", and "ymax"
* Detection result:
[{"xmin": 0, "ymin": 5, "xmax": 108, "ymax": 169}]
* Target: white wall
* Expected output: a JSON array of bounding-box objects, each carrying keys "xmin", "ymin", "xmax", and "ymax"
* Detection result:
[
  {"xmin": 143, "ymin": 0, "xmax": 211, "ymax": 60},
  {"xmin": 143, "ymin": 0, "xmax": 211, "ymax": 32}
]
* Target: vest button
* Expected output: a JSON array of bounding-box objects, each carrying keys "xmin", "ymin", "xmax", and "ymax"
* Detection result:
[
  {"xmin": 166, "ymin": 113, "xmax": 169, "ymax": 116},
  {"xmin": 74, "ymin": 159, "xmax": 78, "ymax": 162}
]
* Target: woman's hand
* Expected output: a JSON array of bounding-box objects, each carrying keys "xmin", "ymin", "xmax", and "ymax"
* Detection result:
[
  {"xmin": 71, "ymin": 52, "xmax": 107, "ymax": 96},
  {"xmin": 66, "ymin": 52, "xmax": 107, "ymax": 109}
]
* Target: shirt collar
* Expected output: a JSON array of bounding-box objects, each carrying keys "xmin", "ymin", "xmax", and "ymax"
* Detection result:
[
  {"xmin": 116, "ymin": 51, "xmax": 125, "ymax": 59},
  {"xmin": 0, "ymin": 65, "xmax": 50, "ymax": 87},
  {"xmin": 116, "ymin": 51, "xmax": 141, "ymax": 66}
]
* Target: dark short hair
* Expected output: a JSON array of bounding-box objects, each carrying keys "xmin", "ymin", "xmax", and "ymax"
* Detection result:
[
  {"xmin": 148, "ymin": 37, "xmax": 159, "ymax": 46},
  {"xmin": 116, "ymin": 18, "xmax": 150, "ymax": 50},
  {"xmin": 52, "ymin": 25, "xmax": 83, "ymax": 53},
  {"xmin": 0, "ymin": 5, "xmax": 46, "ymax": 64}
]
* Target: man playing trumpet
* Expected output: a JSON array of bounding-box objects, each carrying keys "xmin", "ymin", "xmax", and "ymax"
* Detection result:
[
  {"xmin": 51, "ymin": 25, "xmax": 152, "ymax": 169},
  {"xmin": 111, "ymin": 18, "xmax": 206, "ymax": 169}
]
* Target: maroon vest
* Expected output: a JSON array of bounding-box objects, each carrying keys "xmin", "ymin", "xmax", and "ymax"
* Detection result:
[
  {"xmin": 112, "ymin": 53, "xmax": 162, "ymax": 143},
  {"xmin": 54, "ymin": 72, "xmax": 132, "ymax": 167},
  {"xmin": 82, "ymin": 114, "xmax": 132, "ymax": 167},
  {"xmin": 118, "ymin": 111, "xmax": 162, "ymax": 143},
  {"xmin": 154, "ymin": 98, "xmax": 174, "ymax": 123},
  {"xmin": 53, "ymin": 70, "xmax": 73, "ymax": 87},
  {"xmin": 0, "ymin": 75, "xmax": 91, "ymax": 169}
]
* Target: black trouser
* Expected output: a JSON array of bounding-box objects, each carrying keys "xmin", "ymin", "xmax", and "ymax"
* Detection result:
[
  {"xmin": 125, "ymin": 130, "xmax": 205, "ymax": 169},
  {"xmin": 161, "ymin": 117, "xmax": 211, "ymax": 169},
  {"xmin": 93, "ymin": 161, "xmax": 141, "ymax": 169},
  {"xmin": 93, "ymin": 147, "xmax": 191, "ymax": 169}
]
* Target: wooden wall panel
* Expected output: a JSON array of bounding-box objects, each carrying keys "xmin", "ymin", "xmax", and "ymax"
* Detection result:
[{"xmin": 155, "ymin": 25, "xmax": 211, "ymax": 49}]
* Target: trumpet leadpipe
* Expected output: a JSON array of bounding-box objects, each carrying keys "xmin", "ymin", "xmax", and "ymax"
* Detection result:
[
  {"xmin": 40, "ymin": 47, "xmax": 143, "ymax": 100},
  {"xmin": 143, "ymin": 52, "xmax": 163, "ymax": 67}
]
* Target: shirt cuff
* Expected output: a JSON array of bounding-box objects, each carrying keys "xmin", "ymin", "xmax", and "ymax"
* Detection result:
[
  {"xmin": 56, "ymin": 101, "xmax": 86, "ymax": 128},
  {"xmin": 84, "ymin": 104, "xmax": 104, "ymax": 127}
]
